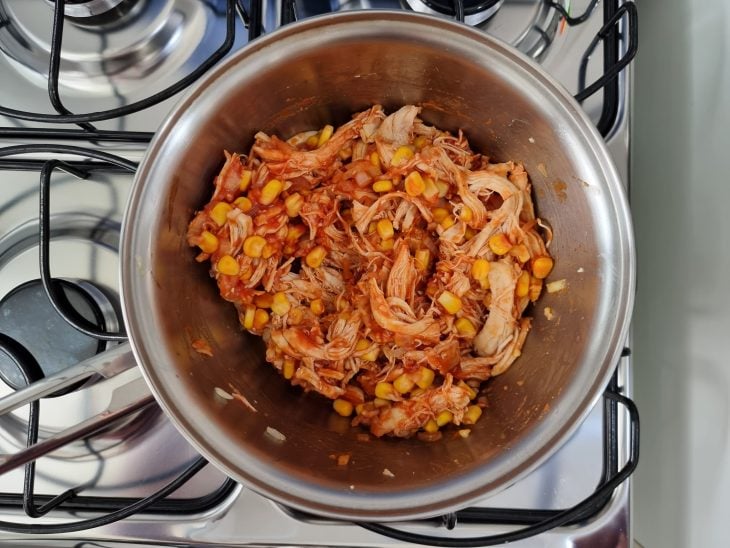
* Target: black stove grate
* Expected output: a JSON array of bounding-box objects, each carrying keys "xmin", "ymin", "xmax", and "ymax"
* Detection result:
[{"xmin": 0, "ymin": 0, "xmax": 638, "ymax": 544}]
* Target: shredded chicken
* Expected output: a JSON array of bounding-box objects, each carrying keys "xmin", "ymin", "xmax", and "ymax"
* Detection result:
[{"xmin": 187, "ymin": 105, "xmax": 554, "ymax": 438}]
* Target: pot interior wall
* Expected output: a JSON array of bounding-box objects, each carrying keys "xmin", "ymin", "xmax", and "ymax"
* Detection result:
[{"xmin": 125, "ymin": 13, "xmax": 629, "ymax": 519}]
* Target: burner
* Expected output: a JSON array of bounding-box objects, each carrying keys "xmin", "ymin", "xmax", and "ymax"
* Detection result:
[
  {"xmin": 403, "ymin": 0, "xmax": 504, "ymax": 25},
  {"xmin": 0, "ymin": 0, "xmax": 222, "ymax": 93}
]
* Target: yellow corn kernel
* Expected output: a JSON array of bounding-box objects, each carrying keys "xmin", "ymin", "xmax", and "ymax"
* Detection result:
[
  {"xmin": 333, "ymin": 398, "xmax": 353, "ymax": 417},
  {"xmin": 437, "ymin": 290, "xmax": 462, "ymax": 314},
  {"xmin": 379, "ymin": 238, "xmax": 395, "ymax": 252},
  {"xmin": 283, "ymin": 358, "xmax": 296, "ymax": 379},
  {"xmin": 197, "ymin": 231, "xmax": 218, "ymax": 254},
  {"xmin": 414, "ymin": 366, "xmax": 435, "ymax": 389},
  {"xmin": 234, "ymin": 196, "xmax": 253, "ymax": 212},
  {"xmin": 262, "ymin": 243, "xmax": 276, "ymax": 259},
  {"xmin": 242, "ymin": 305, "xmax": 256, "ymax": 329},
  {"xmin": 529, "ymin": 276, "xmax": 543, "ymax": 302},
  {"xmin": 459, "ymin": 206, "xmax": 473, "ymax": 223},
  {"xmin": 464, "ymin": 227, "xmax": 477, "ymax": 240},
  {"xmin": 286, "ymin": 224, "xmax": 306, "ymax": 242},
  {"xmin": 393, "ymin": 373, "xmax": 415, "ymax": 394},
  {"xmin": 305, "ymin": 245, "xmax": 326, "ymax": 268},
  {"xmin": 436, "ymin": 180, "xmax": 450, "ymax": 198},
  {"xmin": 373, "ymin": 397, "xmax": 390, "ymax": 408},
  {"xmin": 423, "ymin": 419, "xmax": 439, "ymax": 433},
  {"xmin": 532, "ymin": 256, "xmax": 554, "ymax": 279},
  {"xmin": 422, "ymin": 176, "xmax": 439, "ymax": 201},
  {"xmin": 404, "ymin": 171, "xmax": 426, "ymax": 196},
  {"xmin": 305, "ymin": 134, "xmax": 319, "ymax": 148},
  {"xmin": 488, "ymin": 233, "xmax": 513, "ymax": 255},
  {"xmin": 462, "ymin": 405, "xmax": 483, "ymax": 425},
  {"xmin": 243, "ymin": 235, "xmax": 267, "ymax": 258},
  {"xmin": 471, "ymin": 258, "xmax": 491, "ymax": 282},
  {"xmin": 210, "ymin": 202, "xmax": 232, "ymax": 227},
  {"xmin": 239, "ymin": 170, "xmax": 252, "ymax": 192},
  {"xmin": 376, "ymin": 219, "xmax": 394, "ymax": 240},
  {"xmin": 254, "ymin": 293, "xmax": 273, "ymax": 308},
  {"xmin": 288, "ymin": 307, "xmax": 304, "ymax": 324},
  {"xmin": 516, "ymin": 270, "xmax": 530, "ymax": 298},
  {"xmin": 259, "ymin": 179, "xmax": 283, "ymax": 205},
  {"xmin": 217, "ymin": 255, "xmax": 239, "ymax": 276},
  {"xmin": 253, "ymin": 308, "xmax": 269, "ymax": 330},
  {"xmin": 271, "ymin": 292, "xmax": 291, "ymax": 315},
  {"xmin": 339, "ymin": 146, "xmax": 352, "ymax": 161},
  {"xmin": 458, "ymin": 380, "xmax": 478, "ymax": 400},
  {"xmin": 414, "ymin": 135, "xmax": 429, "ymax": 149},
  {"xmin": 362, "ymin": 346, "xmax": 380, "ymax": 362},
  {"xmin": 372, "ymin": 179, "xmax": 393, "ymax": 193},
  {"xmin": 317, "ymin": 124, "xmax": 334, "ymax": 147},
  {"xmin": 240, "ymin": 267, "xmax": 253, "ymax": 281},
  {"xmin": 440, "ymin": 216, "xmax": 456, "ymax": 230},
  {"xmin": 284, "ymin": 193, "xmax": 304, "ymax": 217},
  {"xmin": 310, "ymin": 298, "xmax": 325, "ymax": 315},
  {"xmin": 355, "ymin": 339, "xmax": 370, "ymax": 352},
  {"xmin": 431, "ymin": 207, "xmax": 449, "ymax": 223},
  {"xmin": 455, "ymin": 317, "xmax": 477, "ymax": 337},
  {"xmin": 355, "ymin": 403, "xmax": 364, "ymax": 415},
  {"xmin": 391, "ymin": 145, "xmax": 415, "ymax": 166},
  {"xmin": 375, "ymin": 381, "xmax": 396, "ymax": 400},
  {"xmin": 370, "ymin": 152, "xmax": 381, "ymax": 169},
  {"xmin": 436, "ymin": 410, "xmax": 454, "ymax": 427},
  {"xmin": 415, "ymin": 249, "xmax": 431, "ymax": 272},
  {"xmin": 511, "ymin": 243, "xmax": 530, "ymax": 263}
]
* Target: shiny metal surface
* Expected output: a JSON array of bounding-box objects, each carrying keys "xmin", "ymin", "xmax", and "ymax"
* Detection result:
[
  {"xmin": 49, "ymin": 0, "xmax": 134, "ymax": 18},
  {"xmin": 402, "ymin": 0, "xmax": 504, "ymax": 26},
  {"xmin": 122, "ymin": 10, "xmax": 634, "ymax": 521}
]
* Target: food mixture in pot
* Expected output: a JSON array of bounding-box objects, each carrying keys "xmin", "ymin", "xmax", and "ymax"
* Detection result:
[{"xmin": 187, "ymin": 105, "xmax": 554, "ymax": 439}]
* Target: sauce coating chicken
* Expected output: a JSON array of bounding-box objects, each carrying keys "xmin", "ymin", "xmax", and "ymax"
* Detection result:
[{"xmin": 187, "ymin": 105, "xmax": 554, "ymax": 438}]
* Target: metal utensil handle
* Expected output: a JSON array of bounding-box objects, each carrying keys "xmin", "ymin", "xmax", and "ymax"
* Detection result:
[{"xmin": 0, "ymin": 343, "xmax": 155, "ymax": 476}]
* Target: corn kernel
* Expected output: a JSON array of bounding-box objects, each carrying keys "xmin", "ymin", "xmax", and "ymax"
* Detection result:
[
  {"xmin": 459, "ymin": 206, "xmax": 473, "ymax": 223},
  {"xmin": 511, "ymin": 243, "xmax": 530, "ymax": 263},
  {"xmin": 391, "ymin": 145, "xmax": 415, "ymax": 166},
  {"xmin": 285, "ymin": 193, "xmax": 304, "ymax": 217},
  {"xmin": 310, "ymin": 298, "xmax": 325, "ymax": 315},
  {"xmin": 394, "ymin": 373, "xmax": 415, "ymax": 394},
  {"xmin": 423, "ymin": 419, "xmax": 439, "ymax": 433},
  {"xmin": 240, "ymin": 267, "xmax": 253, "ymax": 281},
  {"xmin": 414, "ymin": 135, "xmax": 429, "ymax": 149},
  {"xmin": 376, "ymin": 219, "xmax": 394, "ymax": 240},
  {"xmin": 532, "ymin": 256, "xmax": 554, "ymax": 279},
  {"xmin": 440, "ymin": 216, "xmax": 456, "ymax": 230},
  {"xmin": 197, "ymin": 230, "xmax": 219, "ymax": 254},
  {"xmin": 529, "ymin": 276, "xmax": 543, "ymax": 302},
  {"xmin": 437, "ymin": 291, "xmax": 462, "ymax": 314},
  {"xmin": 355, "ymin": 339, "xmax": 370, "ymax": 352},
  {"xmin": 260, "ymin": 179, "xmax": 283, "ymax": 205},
  {"xmin": 210, "ymin": 202, "xmax": 232, "ymax": 227},
  {"xmin": 254, "ymin": 293, "xmax": 273, "ymax": 308},
  {"xmin": 458, "ymin": 380, "xmax": 478, "ymax": 400},
  {"xmin": 431, "ymin": 207, "xmax": 449, "ymax": 223},
  {"xmin": 283, "ymin": 358, "xmax": 296, "ymax": 379},
  {"xmin": 286, "ymin": 224, "xmax": 306, "ymax": 242},
  {"xmin": 253, "ymin": 308, "xmax": 269, "ymax": 330},
  {"xmin": 471, "ymin": 259, "xmax": 490, "ymax": 282},
  {"xmin": 234, "ymin": 196, "xmax": 253, "ymax": 212},
  {"xmin": 516, "ymin": 270, "xmax": 530, "ymax": 298},
  {"xmin": 415, "ymin": 249, "xmax": 431, "ymax": 272},
  {"xmin": 375, "ymin": 381, "xmax": 396, "ymax": 400},
  {"xmin": 436, "ymin": 180, "xmax": 450, "ymax": 198},
  {"xmin": 436, "ymin": 410, "xmax": 454, "ymax": 427},
  {"xmin": 217, "ymin": 255, "xmax": 239, "ymax": 276},
  {"xmin": 464, "ymin": 227, "xmax": 477, "ymax": 240},
  {"xmin": 339, "ymin": 147, "xmax": 352, "ymax": 160},
  {"xmin": 305, "ymin": 134, "xmax": 319, "ymax": 148},
  {"xmin": 333, "ymin": 398, "xmax": 353, "ymax": 417},
  {"xmin": 488, "ymin": 233, "xmax": 513, "ymax": 255},
  {"xmin": 305, "ymin": 246, "xmax": 326, "ymax": 268},
  {"xmin": 458, "ymin": 429, "xmax": 471, "ymax": 438},
  {"xmin": 355, "ymin": 403, "xmax": 364, "ymax": 415},
  {"xmin": 288, "ymin": 307, "xmax": 304, "ymax": 324},
  {"xmin": 242, "ymin": 305, "xmax": 256, "ymax": 329},
  {"xmin": 422, "ymin": 176, "xmax": 439, "ymax": 201},
  {"xmin": 271, "ymin": 292, "xmax": 291, "ymax": 315},
  {"xmin": 262, "ymin": 243, "xmax": 276, "ymax": 259},
  {"xmin": 414, "ymin": 367, "xmax": 435, "ymax": 389},
  {"xmin": 379, "ymin": 238, "xmax": 395, "ymax": 252},
  {"xmin": 373, "ymin": 179, "xmax": 393, "ymax": 193},
  {"xmin": 370, "ymin": 152, "xmax": 381, "ymax": 169},
  {"xmin": 243, "ymin": 235, "xmax": 267, "ymax": 258},
  {"xmin": 239, "ymin": 170, "xmax": 252, "ymax": 192},
  {"xmin": 404, "ymin": 171, "xmax": 426, "ymax": 196},
  {"xmin": 455, "ymin": 317, "xmax": 477, "ymax": 337},
  {"xmin": 317, "ymin": 124, "xmax": 334, "ymax": 147},
  {"xmin": 362, "ymin": 346, "xmax": 380, "ymax": 362},
  {"xmin": 373, "ymin": 397, "xmax": 390, "ymax": 408},
  {"xmin": 462, "ymin": 405, "xmax": 483, "ymax": 425}
]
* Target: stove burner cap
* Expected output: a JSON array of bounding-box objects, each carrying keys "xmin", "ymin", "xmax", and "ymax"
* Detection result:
[
  {"xmin": 45, "ymin": 0, "xmax": 141, "ymax": 25},
  {"xmin": 404, "ymin": 0, "xmax": 504, "ymax": 24},
  {"xmin": 0, "ymin": 279, "xmax": 116, "ymax": 393}
]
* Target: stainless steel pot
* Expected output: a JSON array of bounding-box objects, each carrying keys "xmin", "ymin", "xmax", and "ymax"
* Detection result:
[{"xmin": 120, "ymin": 11, "xmax": 635, "ymax": 520}]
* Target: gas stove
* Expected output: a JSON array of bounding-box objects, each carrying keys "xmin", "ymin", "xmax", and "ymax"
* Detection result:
[{"xmin": 0, "ymin": 1, "xmax": 638, "ymax": 546}]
